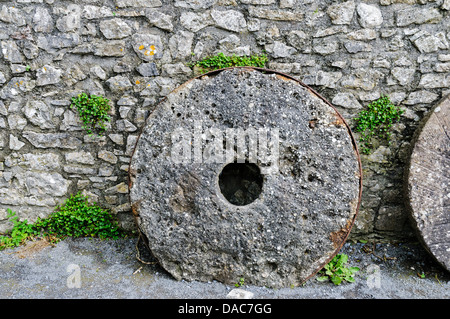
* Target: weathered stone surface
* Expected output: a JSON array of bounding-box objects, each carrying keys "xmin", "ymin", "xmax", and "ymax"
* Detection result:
[
  {"xmin": 116, "ymin": 0, "xmax": 162, "ymax": 8},
  {"xmin": 443, "ymin": 0, "xmax": 450, "ymax": 10},
  {"xmin": 132, "ymin": 33, "xmax": 164, "ymax": 61},
  {"xmin": 380, "ymin": 0, "xmax": 416, "ymax": 4},
  {"xmin": 314, "ymin": 26, "xmax": 347, "ymax": 38},
  {"xmin": 341, "ymin": 69, "xmax": 384, "ymax": 91},
  {"xmin": 129, "ymin": 68, "xmax": 361, "ymax": 288},
  {"xmin": 11, "ymin": 64, "xmax": 27, "ymax": 74},
  {"xmin": 312, "ymin": 38, "xmax": 339, "ymax": 55},
  {"xmin": 126, "ymin": 135, "xmax": 139, "ymax": 156},
  {"xmin": 248, "ymin": 6, "xmax": 303, "ymax": 21},
  {"xmin": 9, "ymin": 134, "xmax": 25, "ymax": 151},
  {"xmin": 162, "ymin": 63, "xmax": 192, "ymax": 77},
  {"xmin": 22, "ymin": 131, "xmax": 82, "ymax": 149},
  {"xmin": 265, "ymin": 41, "xmax": 297, "ymax": 58},
  {"xmin": 180, "ymin": 11, "xmax": 211, "ymax": 32},
  {"xmin": 56, "ymin": 4, "xmax": 81, "ymax": 32},
  {"xmin": 82, "ymin": 6, "xmax": 114, "ymax": 19},
  {"xmin": 33, "ymin": 7, "xmax": 53, "ymax": 33},
  {"xmin": 0, "ymin": 190, "xmax": 57, "ymax": 210},
  {"xmin": 98, "ymin": 150, "xmax": 118, "ymax": 164},
  {"xmin": 36, "ymin": 65, "xmax": 62, "ymax": 86},
  {"xmin": 418, "ymin": 74, "xmax": 450, "ymax": 89},
  {"xmin": 64, "ymin": 165, "xmax": 96, "ymax": 175},
  {"xmin": 405, "ymin": 95, "xmax": 450, "ymax": 272},
  {"xmin": 39, "ymin": 33, "xmax": 80, "ymax": 50},
  {"xmin": 0, "ymin": 72, "xmax": 6, "ymax": 85},
  {"xmin": 145, "ymin": 9, "xmax": 174, "ymax": 32},
  {"xmin": 385, "ymin": 34, "xmax": 405, "ymax": 52},
  {"xmin": 287, "ymin": 30, "xmax": 308, "ymax": 50},
  {"xmin": 217, "ymin": 34, "xmax": 250, "ymax": 56},
  {"xmin": 393, "ymin": 56, "xmax": 412, "ymax": 67},
  {"xmin": 211, "ymin": 9, "xmax": 247, "ymax": 32},
  {"xmin": 60, "ymin": 110, "xmax": 83, "ymax": 131},
  {"xmin": 109, "ymin": 134, "xmax": 124, "ymax": 145},
  {"xmin": 7, "ymin": 114, "xmax": 27, "ymax": 131},
  {"xmin": 356, "ymin": 3, "xmax": 383, "ymax": 28},
  {"xmin": 113, "ymin": 61, "xmax": 132, "ymax": 73},
  {"xmin": 105, "ymin": 182, "xmax": 128, "ymax": 194},
  {"xmin": 0, "ymin": 100, "xmax": 7, "ymax": 115},
  {"xmin": 23, "ymin": 100, "xmax": 55, "ymax": 129},
  {"xmin": 396, "ymin": 8, "xmax": 442, "ymax": 27},
  {"xmin": 106, "ymin": 75, "xmax": 133, "ymax": 92},
  {"xmin": 90, "ymin": 65, "xmax": 107, "ymax": 80},
  {"xmin": 118, "ymin": 106, "xmax": 131, "ymax": 118},
  {"xmin": 435, "ymin": 62, "xmax": 450, "ymax": 73},
  {"xmin": 0, "ymin": 6, "xmax": 26, "ymax": 26},
  {"xmin": 391, "ymin": 67, "xmax": 415, "ymax": 86},
  {"xmin": 403, "ymin": 91, "xmax": 439, "ymax": 105},
  {"xmin": 240, "ymin": 0, "xmax": 274, "ymax": 4},
  {"xmin": 16, "ymin": 171, "xmax": 70, "ymax": 197},
  {"xmin": 117, "ymin": 96, "xmax": 138, "ymax": 106},
  {"xmin": 99, "ymin": 18, "xmax": 132, "ymax": 39},
  {"xmin": 174, "ymin": 0, "xmax": 215, "ymax": 10},
  {"xmin": 344, "ymin": 41, "xmax": 372, "ymax": 53},
  {"xmin": 65, "ymin": 151, "xmax": 96, "ymax": 165},
  {"xmin": 116, "ymin": 119, "xmax": 138, "ymax": 132},
  {"xmin": 332, "ymin": 92, "xmax": 362, "ymax": 109},
  {"xmin": 94, "ymin": 40, "xmax": 126, "ymax": 57},
  {"xmin": 169, "ymin": 31, "xmax": 194, "ymax": 60},
  {"xmin": 411, "ymin": 31, "xmax": 448, "ymax": 53},
  {"xmin": 347, "ymin": 28, "xmax": 377, "ymax": 41},
  {"xmin": 5, "ymin": 152, "xmax": 60, "ymax": 170},
  {"xmin": 367, "ymin": 145, "xmax": 392, "ymax": 164},
  {"xmin": 326, "ymin": 1, "xmax": 355, "ymax": 25},
  {"xmin": 302, "ymin": 71, "xmax": 342, "ymax": 89},
  {"xmin": 137, "ymin": 63, "xmax": 159, "ymax": 77},
  {"xmin": 1, "ymin": 40, "xmax": 24, "ymax": 63}
]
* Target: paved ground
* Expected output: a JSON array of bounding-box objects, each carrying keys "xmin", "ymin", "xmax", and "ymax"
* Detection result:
[{"xmin": 0, "ymin": 236, "xmax": 449, "ymax": 299}]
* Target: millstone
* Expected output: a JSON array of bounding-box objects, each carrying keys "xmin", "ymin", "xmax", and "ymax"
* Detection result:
[
  {"xmin": 129, "ymin": 67, "xmax": 362, "ymax": 288},
  {"xmin": 405, "ymin": 94, "xmax": 450, "ymax": 272}
]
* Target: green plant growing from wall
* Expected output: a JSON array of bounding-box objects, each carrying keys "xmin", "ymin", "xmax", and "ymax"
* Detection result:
[
  {"xmin": 38, "ymin": 192, "xmax": 123, "ymax": 240},
  {"xmin": 70, "ymin": 93, "xmax": 111, "ymax": 137},
  {"xmin": 316, "ymin": 254, "xmax": 360, "ymax": 285},
  {"xmin": 234, "ymin": 277, "xmax": 245, "ymax": 288},
  {"xmin": 353, "ymin": 95, "xmax": 403, "ymax": 155},
  {"xmin": 190, "ymin": 52, "xmax": 268, "ymax": 74},
  {"xmin": 0, "ymin": 192, "xmax": 124, "ymax": 250},
  {"xmin": 0, "ymin": 209, "xmax": 42, "ymax": 250}
]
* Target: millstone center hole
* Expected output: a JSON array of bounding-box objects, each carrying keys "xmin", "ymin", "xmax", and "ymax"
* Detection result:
[{"xmin": 218, "ymin": 162, "xmax": 263, "ymax": 206}]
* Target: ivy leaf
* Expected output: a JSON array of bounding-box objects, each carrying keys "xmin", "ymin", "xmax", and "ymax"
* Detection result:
[
  {"xmin": 331, "ymin": 275, "xmax": 342, "ymax": 286},
  {"xmin": 316, "ymin": 276, "xmax": 329, "ymax": 282},
  {"xmin": 316, "ymin": 253, "xmax": 359, "ymax": 286},
  {"xmin": 70, "ymin": 93, "xmax": 111, "ymax": 137}
]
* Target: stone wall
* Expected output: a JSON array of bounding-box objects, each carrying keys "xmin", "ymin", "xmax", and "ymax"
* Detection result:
[{"xmin": 0, "ymin": 0, "xmax": 448, "ymax": 241}]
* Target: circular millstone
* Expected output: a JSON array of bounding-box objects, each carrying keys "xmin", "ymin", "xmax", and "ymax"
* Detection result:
[
  {"xmin": 129, "ymin": 67, "xmax": 362, "ymax": 288},
  {"xmin": 405, "ymin": 94, "xmax": 450, "ymax": 272}
]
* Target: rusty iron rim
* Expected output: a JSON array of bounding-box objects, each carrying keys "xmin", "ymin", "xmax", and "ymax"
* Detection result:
[{"xmin": 127, "ymin": 66, "xmax": 363, "ymax": 286}]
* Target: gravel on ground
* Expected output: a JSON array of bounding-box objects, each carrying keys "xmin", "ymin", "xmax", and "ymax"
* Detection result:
[{"xmin": 0, "ymin": 237, "xmax": 449, "ymax": 300}]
